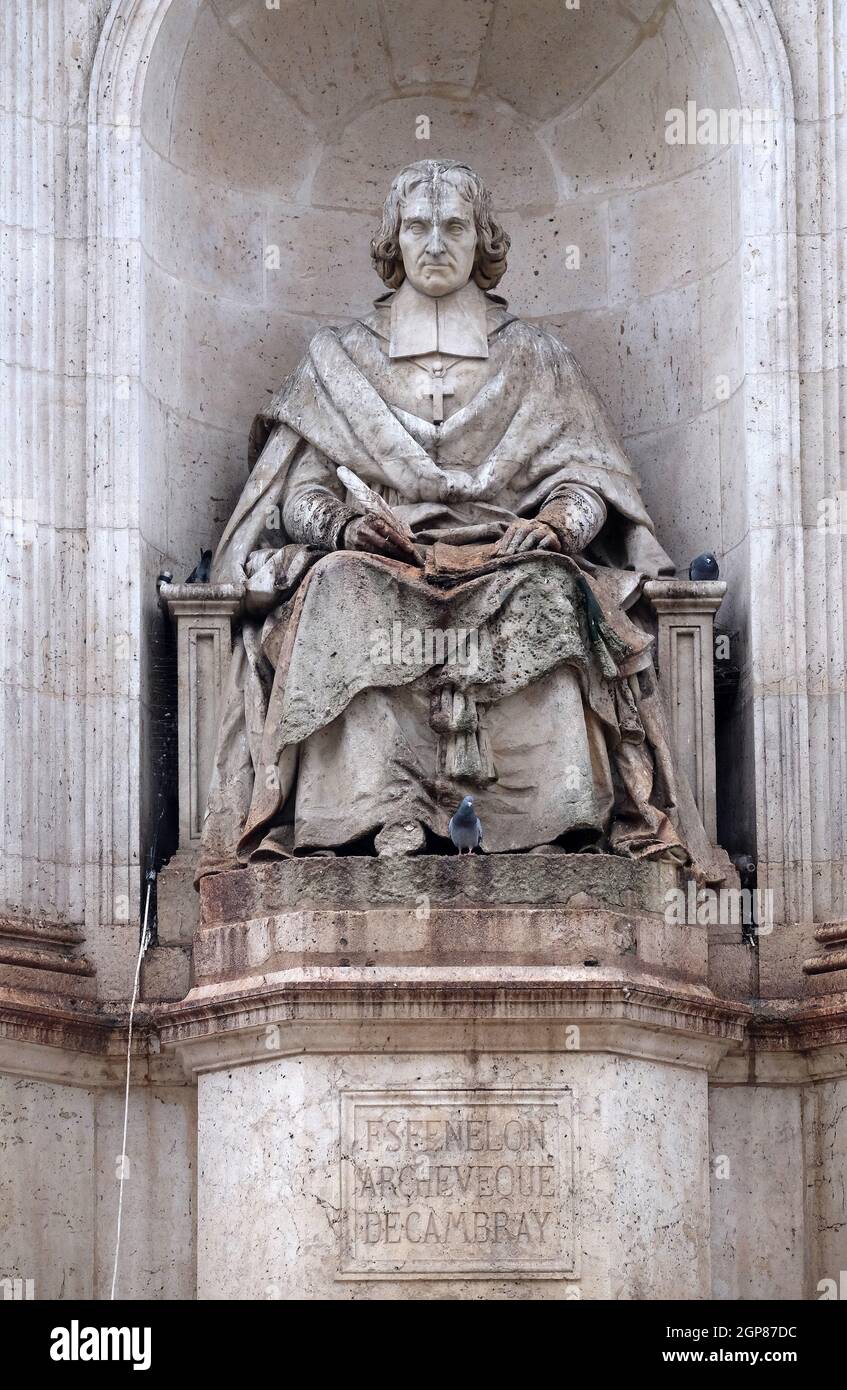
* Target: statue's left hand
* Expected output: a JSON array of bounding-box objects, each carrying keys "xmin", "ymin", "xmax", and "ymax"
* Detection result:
[{"xmin": 494, "ymin": 519, "xmax": 562, "ymax": 555}]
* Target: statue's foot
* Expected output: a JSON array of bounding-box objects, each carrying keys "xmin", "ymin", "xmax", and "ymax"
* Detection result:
[{"xmin": 374, "ymin": 820, "xmax": 426, "ymax": 857}]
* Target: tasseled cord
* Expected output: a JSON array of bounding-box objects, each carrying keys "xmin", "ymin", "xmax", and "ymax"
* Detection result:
[{"xmin": 575, "ymin": 574, "xmax": 631, "ymax": 677}]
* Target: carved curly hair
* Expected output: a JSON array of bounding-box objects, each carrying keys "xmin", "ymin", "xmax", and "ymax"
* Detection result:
[{"xmin": 370, "ymin": 160, "xmax": 510, "ymax": 291}]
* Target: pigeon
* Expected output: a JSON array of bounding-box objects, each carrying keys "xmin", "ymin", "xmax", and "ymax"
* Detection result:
[
  {"xmin": 730, "ymin": 852, "xmax": 758, "ymax": 945},
  {"xmin": 186, "ymin": 549, "xmax": 212, "ymax": 584},
  {"xmin": 730, "ymin": 851, "xmax": 756, "ymax": 890},
  {"xmin": 688, "ymin": 551, "xmax": 720, "ymax": 581},
  {"xmin": 448, "ymin": 795, "xmax": 483, "ymax": 855}
]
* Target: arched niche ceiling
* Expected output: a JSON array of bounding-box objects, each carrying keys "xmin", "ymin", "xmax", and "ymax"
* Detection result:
[{"xmin": 140, "ymin": 0, "xmax": 743, "ymax": 572}]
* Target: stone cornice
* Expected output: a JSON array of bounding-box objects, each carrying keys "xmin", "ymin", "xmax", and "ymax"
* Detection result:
[
  {"xmin": 0, "ymin": 987, "xmax": 175, "ymax": 1087},
  {"xmin": 157, "ymin": 974, "xmax": 750, "ymax": 1077},
  {"xmin": 2, "ymin": 974, "xmax": 846, "ymax": 1086}
]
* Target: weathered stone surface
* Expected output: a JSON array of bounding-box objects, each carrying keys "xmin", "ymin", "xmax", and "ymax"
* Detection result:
[
  {"xmin": 200, "ymin": 853, "xmax": 682, "ymax": 922},
  {"xmin": 141, "ymin": 945, "xmax": 191, "ymax": 1003},
  {"xmin": 0, "ymin": 1073, "xmax": 196, "ymax": 1302},
  {"xmin": 191, "ymin": 854, "xmax": 707, "ymax": 986},
  {"xmin": 155, "ymin": 851, "xmax": 201, "ymax": 947},
  {"xmin": 709, "ymin": 1086, "xmax": 806, "ymax": 1300},
  {"xmin": 193, "ymin": 904, "xmax": 709, "ymax": 987},
  {"xmin": 0, "ymin": 1076, "xmax": 96, "ymax": 1300},
  {"xmin": 194, "ymin": 1046, "xmax": 712, "ymax": 1300}
]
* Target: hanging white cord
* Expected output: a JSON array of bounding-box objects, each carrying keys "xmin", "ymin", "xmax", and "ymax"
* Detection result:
[{"xmin": 110, "ymin": 877, "xmax": 153, "ymax": 1300}]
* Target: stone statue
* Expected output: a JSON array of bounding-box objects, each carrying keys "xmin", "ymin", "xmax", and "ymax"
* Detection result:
[{"xmin": 198, "ymin": 159, "xmax": 712, "ymax": 875}]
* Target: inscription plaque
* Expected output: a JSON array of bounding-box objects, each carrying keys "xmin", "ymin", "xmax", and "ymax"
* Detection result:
[{"xmin": 339, "ymin": 1088, "xmax": 576, "ymax": 1279}]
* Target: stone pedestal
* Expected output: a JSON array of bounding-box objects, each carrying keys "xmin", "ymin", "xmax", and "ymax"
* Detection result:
[
  {"xmin": 643, "ymin": 580, "xmax": 726, "ymax": 843},
  {"xmin": 158, "ymin": 584, "xmax": 244, "ymax": 852},
  {"xmin": 188, "ymin": 1038, "xmax": 723, "ymax": 1300},
  {"xmin": 147, "ymin": 584, "xmax": 243, "ymax": 1001},
  {"xmin": 160, "ymin": 855, "xmax": 747, "ymax": 1300}
]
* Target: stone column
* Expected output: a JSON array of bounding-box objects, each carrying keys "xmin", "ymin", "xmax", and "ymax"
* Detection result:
[
  {"xmin": 0, "ymin": 0, "xmax": 123, "ymax": 998},
  {"xmin": 766, "ymin": 0, "xmax": 847, "ymax": 992},
  {"xmin": 0, "ymin": 0, "xmax": 109, "ymax": 931}
]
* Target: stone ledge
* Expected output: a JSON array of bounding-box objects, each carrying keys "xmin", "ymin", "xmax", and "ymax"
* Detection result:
[
  {"xmin": 0, "ymin": 916, "xmax": 86, "ymax": 946},
  {"xmin": 200, "ymin": 852, "xmax": 683, "ymax": 925},
  {"xmin": 804, "ymin": 947, "xmax": 847, "ymax": 976},
  {"xmin": 643, "ymin": 578, "xmax": 726, "ymax": 611},
  {"xmin": 158, "ymin": 973, "xmax": 751, "ymax": 1077},
  {"xmin": 803, "ymin": 921, "xmax": 847, "ymax": 977},
  {"xmin": 193, "ymin": 905, "xmax": 707, "ymax": 987},
  {"xmin": 162, "ymin": 971, "xmax": 741, "ymax": 1024},
  {"xmin": 0, "ymin": 986, "xmax": 182, "ymax": 1087},
  {"xmin": 0, "ymin": 914, "xmax": 96, "ymax": 998}
]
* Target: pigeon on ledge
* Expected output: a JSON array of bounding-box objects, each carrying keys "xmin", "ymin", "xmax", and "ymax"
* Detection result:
[
  {"xmin": 449, "ymin": 796, "xmax": 483, "ymax": 855},
  {"xmin": 688, "ymin": 551, "xmax": 720, "ymax": 581},
  {"xmin": 186, "ymin": 549, "xmax": 212, "ymax": 584}
]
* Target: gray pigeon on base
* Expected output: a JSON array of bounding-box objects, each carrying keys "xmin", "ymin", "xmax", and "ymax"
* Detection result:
[
  {"xmin": 688, "ymin": 551, "xmax": 720, "ymax": 581},
  {"xmin": 186, "ymin": 549, "xmax": 212, "ymax": 584},
  {"xmin": 449, "ymin": 796, "xmax": 483, "ymax": 855}
]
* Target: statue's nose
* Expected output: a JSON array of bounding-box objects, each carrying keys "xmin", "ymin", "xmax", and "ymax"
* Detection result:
[{"xmin": 425, "ymin": 226, "xmax": 446, "ymax": 257}]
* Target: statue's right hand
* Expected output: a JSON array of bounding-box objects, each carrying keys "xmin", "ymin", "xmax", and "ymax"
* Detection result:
[
  {"xmin": 243, "ymin": 547, "xmax": 290, "ymax": 615},
  {"xmin": 245, "ymin": 548, "xmax": 279, "ymax": 579},
  {"xmin": 342, "ymin": 513, "xmax": 422, "ymax": 566}
]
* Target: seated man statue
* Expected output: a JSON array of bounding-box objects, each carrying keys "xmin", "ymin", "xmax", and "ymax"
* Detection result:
[{"xmin": 198, "ymin": 158, "xmax": 710, "ymax": 874}]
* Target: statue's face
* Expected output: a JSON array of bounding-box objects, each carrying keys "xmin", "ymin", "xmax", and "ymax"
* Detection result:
[{"xmin": 398, "ymin": 183, "xmax": 477, "ymax": 297}]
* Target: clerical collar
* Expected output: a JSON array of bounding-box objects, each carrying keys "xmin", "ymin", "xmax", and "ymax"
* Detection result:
[{"xmin": 389, "ymin": 278, "xmax": 489, "ymax": 360}]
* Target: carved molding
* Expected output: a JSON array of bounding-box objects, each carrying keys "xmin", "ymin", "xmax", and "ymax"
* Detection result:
[
  {"xmin": 803, "ymin": 921, "xmax": 847, "ymax": 977},
  {"xmin": 0, "ymin": 915, "xmax": 97, "ymax": 1005},
  {"xmin": 1, "ymin": 969, "xmax": 846, "ymax": 1087}
]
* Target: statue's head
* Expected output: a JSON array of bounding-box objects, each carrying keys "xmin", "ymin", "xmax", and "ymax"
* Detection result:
[{"xmin": 371, "ymin": 160, "xmax": 510, "ymax": 298}]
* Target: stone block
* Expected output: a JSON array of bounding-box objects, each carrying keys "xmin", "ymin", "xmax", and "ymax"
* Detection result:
[
  {"xmin": 609, "ymin": 154, "xmax": 733, "ymax": 301},
  {"xmin": 193, "ymin": 1047, "xmax": 713, "ymax": 1300},
  {"xmin": 709, "ymin": 1086, "xmax": 806, "ymax": 1299},
  {"xmin": 156, "ymin": 853, "xmax": 201, "ymax": 947},
  {"xmin": 141, "ymin": 945, "xmax": 192, "ymax": 1003},
  {"xmin": 200, "ymin": 852, "xmax": 681, "ymax": 923},
  {"xmin": 0, "ymin": 1077, "xmax": 95, "ymax": 1300}
]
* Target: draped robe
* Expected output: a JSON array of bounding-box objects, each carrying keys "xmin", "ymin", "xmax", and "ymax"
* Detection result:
[{"xmin": 198, "ymin": 293, "xmax": 714, "ymax": 876}]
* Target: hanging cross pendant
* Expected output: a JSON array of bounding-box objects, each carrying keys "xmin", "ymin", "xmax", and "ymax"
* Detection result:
[{"xmin": 424, "ymin": 366, "xmax": 454, "ymax": 425}]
